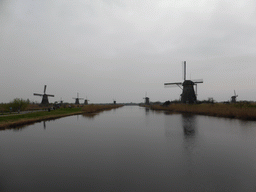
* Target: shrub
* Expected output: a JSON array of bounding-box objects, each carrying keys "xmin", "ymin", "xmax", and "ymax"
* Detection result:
[{"xmin": 9, "ymin": 98, "xmax": 30, "ymax": 112}]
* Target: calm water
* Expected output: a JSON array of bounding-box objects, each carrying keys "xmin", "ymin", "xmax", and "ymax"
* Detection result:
[{"xmin": 0, "ymin": 106, "xmax": 256, "ymax": 192}]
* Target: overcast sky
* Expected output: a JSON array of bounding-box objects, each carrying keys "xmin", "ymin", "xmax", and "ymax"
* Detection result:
[{"xmin": 1, "ymin": 0, "xmax": 256, "ymax": 104}]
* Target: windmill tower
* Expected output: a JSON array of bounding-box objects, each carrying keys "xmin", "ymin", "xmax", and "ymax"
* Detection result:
[
  {"xmin": 113, "ymin": 99, "xmax": 116, "ymax": 105},
  {"xmin": 33, "ymin": 85, "xmax": 54, "ymax": 105},
  {"xmin": 164, "ymin": 61, "xmax": 203, "ymax": 104},
  {"xmin": 143, "ymin": 92, "xmax": 150, "ymax": 105},
  {"xmin": 231, "ymin": 90, "xmax": 238, "ymax": 103},
  {"xmin": 73, "ymin": 93, "xmax": 84, "ymax": 104}
]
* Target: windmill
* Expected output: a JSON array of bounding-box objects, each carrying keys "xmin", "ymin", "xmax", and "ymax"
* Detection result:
[
  {"xmin": 113, "ymin": 99, "xmax": 116, "ymax": 105},
  {"xmin": 164, "ymin": 61, "xmax": 203, "ymax": 104},
  {"xmin": 33, "ymin": 85, "xmax": 54, "ymax": 105},
  {"xmin": 143, "ymin": 92, "xmax": 150, "ymax": 105},
  {"xmin": 73, "ymin": 93, "xmax": 84, "ymax": 104},
  {"xmin": 231, "ymin": 90, "xmax": 238, "ymax": 103},
  {"xmin": 84, "ymin": 97, "xmax": 89, "ymax": 105}
]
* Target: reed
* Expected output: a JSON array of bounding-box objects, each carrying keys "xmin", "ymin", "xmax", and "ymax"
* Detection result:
[{"xmin": 149, "ymin": 103, "xmax": 256, "ymax": 120}]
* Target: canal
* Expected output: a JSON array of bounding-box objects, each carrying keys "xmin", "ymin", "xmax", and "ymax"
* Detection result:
[{"xmin": 0, "ymin": 106, "xmax": 256, "ymax": 191}]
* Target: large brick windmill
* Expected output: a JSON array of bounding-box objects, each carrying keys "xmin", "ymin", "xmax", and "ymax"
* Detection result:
[
  {"xmin": 33, "ymin": 85, "xmax": 54, "ymax": 105},
  {"xmin": 164, "ymin": 61, "xmax": 203, "ymax": 104},
  {"xmin": 73, "ymin": 93, "xmax": 84, "ymax": 104}
]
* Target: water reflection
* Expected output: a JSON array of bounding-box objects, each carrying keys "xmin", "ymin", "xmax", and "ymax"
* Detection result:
[
  {"xmin": 182, "ymin": 114, "xmax": 196, "ymax": 137},
  {"xmin": 81, "ymin": 113, "xmax": 99, "ymax": 119},
  {"xmin": 239, "ymin": 120, "xmax": 256, "ymax": 135},
  {"xmin": 164, "ymin": 114, "xmax": 175, "ymax": 138},
  {"xmin": 0, "ymin": 124, "xmax": 29, "ymax": 131},
  {"xmin": 181, "ymin": 114, "xmax": 198, "ymax": 178},
  {"xmin": 1, "ymin": 106, "xmax": 256, "ymax": 191},
  {"xmin": 164, "ymin": 113, "xmax": 198, "ymax": 138},
  {"xmin": 145, "ymin": 107, "xmax": 149, "ymax": 115}
]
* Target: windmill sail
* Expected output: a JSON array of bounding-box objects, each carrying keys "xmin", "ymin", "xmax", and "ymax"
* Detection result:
[
  {"xmin": 184, "ymin": 61, "xmax": 186, "ymax": 81},
  {"xmin": 46, "ymin": 94, "xmax": 54, "ymax": 97},
  {"xmin": 164, "ymin": 82, "xmax": 183, "ymax": 86},
  {"xmin": 33, "ymin": 93, "xmax": 43, "ymax": 96},
  {"xmin": 192, "ymin": 79, "xmax": 203, "ymax": 84}
]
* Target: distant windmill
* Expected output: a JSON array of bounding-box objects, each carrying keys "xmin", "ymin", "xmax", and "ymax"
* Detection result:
[
  {"xmin": 143, "ymin": 92, "xmax": 150, "ymax": 105},
  {"xmin": 73, "ymin": 93, "xmax": 84, "ymax": 104},
  {"xmin": 113, "ymin": 99, "xmax": 116, "ymax": 105},
  {"xmin": 231, "ymin": 90, "xmax": 238, "ymax": 103},
  {"xmin": 164, "ymin": 61, "xmax": 203, "ymax": 104},
  {"xmin": 84, "ymin": 97, "xmax": 89, "ymax": 105},
  {"xmin": 33, "ymin": 85, "xmax": 54, "ymax": 105}
]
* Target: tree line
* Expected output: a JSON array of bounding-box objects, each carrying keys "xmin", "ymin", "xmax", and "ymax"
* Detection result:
[{"xmin": 0, "ymin": 98, "xmax": 30, "ymax": 113}]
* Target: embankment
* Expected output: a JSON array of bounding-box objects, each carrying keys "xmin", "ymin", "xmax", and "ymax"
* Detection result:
[{"xmin": 0, "ymin": 104, "xmax": 123, "ymax": 130}]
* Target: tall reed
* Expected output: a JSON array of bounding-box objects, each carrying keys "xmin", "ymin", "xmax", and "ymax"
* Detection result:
[{"xmin": 150, "ymin": 103, "xmax": 256, "ymax": 120}]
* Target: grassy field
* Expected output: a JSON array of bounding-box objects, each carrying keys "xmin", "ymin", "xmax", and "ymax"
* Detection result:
[
  {"xmin": 149, "ymin": 103, "xmax": 256, "ymax": 121},
  {"xmin": 0, "ymin": 104, "xmax": 123, "ymax": 129}
]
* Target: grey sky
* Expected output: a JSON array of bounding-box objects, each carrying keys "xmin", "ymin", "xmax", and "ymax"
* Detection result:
[{"xmin": 1, "ymin": 0, "xmax": 256, "ymax": 103}]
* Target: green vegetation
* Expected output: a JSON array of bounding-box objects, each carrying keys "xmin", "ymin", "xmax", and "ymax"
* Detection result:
[
  {"xmin": 1, "ymin": 98, "xmax": 31, "ymax": 114},
  {"xmin": 0, "ymin": 107, "xmax": 82, "ymax": 129},
  {"xmin": 149, "ymin": 103, "xmax": 256, "ymax": 121},
  {"xmin": 9, "ymin": 98, "xmax": 30, "ymax": 112},
  {"xmin": 0, "ymin": 104, "xmax": 123, "ymax": 129}
]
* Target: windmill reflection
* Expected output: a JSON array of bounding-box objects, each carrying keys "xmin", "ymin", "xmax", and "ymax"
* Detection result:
[
  {"xmin": 182, "ymin": 114, "xmax": 196, "ymax": 136},
  {"xmin": 145, "ymin": 107, "xmax": 149, "ymax": 115},
  {"xmin": 181, "ymin": 114, "xmax": 198, "ymax": 176}
]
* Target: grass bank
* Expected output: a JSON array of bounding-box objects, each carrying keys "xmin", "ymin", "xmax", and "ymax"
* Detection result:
[
  {"xmin": 149, "ymin": 103, "xmax": 256, "ymax": 121},
  {"xmin": 0, "ymin": 104, "xmax": 123, "ymax": 130}
]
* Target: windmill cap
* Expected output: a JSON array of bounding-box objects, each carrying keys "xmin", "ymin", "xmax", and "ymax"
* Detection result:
[{"xmin": 182, "ymin": 80, "xmax": 195, "ymax": 86}]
